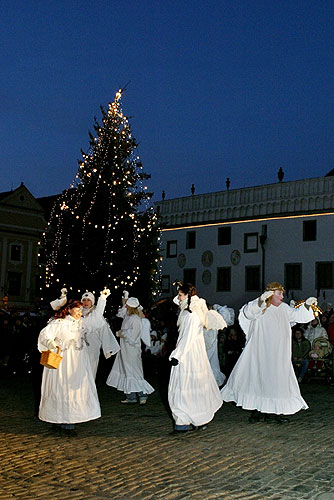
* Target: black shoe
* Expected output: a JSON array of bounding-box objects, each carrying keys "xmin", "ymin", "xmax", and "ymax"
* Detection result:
[
  {"xmin": 62, "ymin": 428, "xmax": 78, "ymax": 437},
  {"xmin": 265, "ymin": 414, "xmax": 290, "ymax": 424},
  {"xmin": 169, "ymin": 429, "xmax": 190, "ymax": 436},
  {"xmin": 248, "ymin": 410, "xmax": 263, "ymax": 423},
  {"xmin": 191, "ymin": 424, "xmax": 208, "ymax": 432},
  {"xmin": 51, "ymin": 424, "xmax": 62, "ymax": 433}
]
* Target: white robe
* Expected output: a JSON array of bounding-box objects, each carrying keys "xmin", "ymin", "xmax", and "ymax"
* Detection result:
[
  {"xmin": 82, "ymin": 296, "xmax": 120, "ymax": 379},
  {"xmin": 38, "ymin": 316, "xmax": 101, "ymax": 424},
  {"xmin": 203, "ymin": 328, "xmax": 226, "ymax": 386},
  {"xmin": 221, "ymin": 299, "xmax": 314, "ymax": 415},
  {"xmin": 168, "ymin": 306, "xmax": 223, "ymax": 427},
  {"xmin": 106, "ymin": 313, "xmax": 154, "ymax": 395}
]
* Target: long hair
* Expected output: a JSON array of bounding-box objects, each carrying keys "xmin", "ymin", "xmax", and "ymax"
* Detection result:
[
  {"xmin": 126, "ymin": 306, "xmax": 141, "ymax": 316},
  {"xmin": 54, "ymin": 299, "xmax": 83, "ymax": 319},
  {"xmin": 178, "ymin": 283, "xmax": 197, "ymax": 313}
]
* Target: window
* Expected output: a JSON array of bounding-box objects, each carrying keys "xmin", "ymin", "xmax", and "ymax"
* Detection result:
[
  {"xmin": 166, "ymin": 240, "xmax": 177, "ymax": 258},
  {"xmin": 186, "ymin": 231, "xmax": 196, "ymax": 249},
  {"xmin": 245, "ymin": 266, "xmax": 260, "ymax": 291},
  {"xmin": 7, "ymin": 272, "xmax": 22, "ymax": 296},
  {"xmin": 183, "ymin": 268, "xmax": 196, "ymax": 286},
  {"xmin": 244, "ymin": 233, "xmax": 258, "ymax": 253},
  {"xmin": 218, "ymin": 227, "xmax": 231, "ymax": 245},
  {"xmin": 161, "ymin": 275, "xmax": 170, "ymax": 293},
  {"xmin": 285, "ymin": 263, "xmax": 302, "ymax": 290},
  {"xmin": 10, "ymin": 244, "xmax": 22, "ymax": 261},
  {"xmin": 316, "ymin": 262, "xmax": 334, "ymax": 289},
  {"xmin": 217, "ymin": 267, "xmax": 231, "ymax": 292},
  {"xmin": 303, "ymin": 220, "xmax": 316, "ymax": 241}
]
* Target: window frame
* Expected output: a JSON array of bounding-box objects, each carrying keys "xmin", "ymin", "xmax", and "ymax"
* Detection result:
[
  {"xmin": 245, "ymin": 265, "xmax": 261, "ymax": 291},
  {"xmin": 7, "ymin": 271, "xmax": 23, "ymax": 296},
  {"xmin": 216, "ymin": 267, "xmax": 231, "ymax": 292},
  {"xmin": 183, "ymin": 268, "xmax": 197, "ymax": 286},
  {"xmin": 218, "ymin": 226, "xmax": 231, "ymax": 246},
  {"xmin": 10, "ymin": 243, "xmax": 22, "ymax": 262},
  {"xmin": 166, "ymin": 240, "xmax": 177, "ymax": 258},
  {"xmin": 285, "ymin": 263, "xmax": 302, "ymax": 290},
  {"xmin": 315, "ymin": 261, "xmax": 334, "ymax": 289},
  {"xmin": 303, "ymin": 220, "xmax": 317, "ymax": 242},
  {"xmin": 186, "ymin": 231, "xmax": 196, "ymax": 249},
  {"xmin": 244, "ymin": 232, "xmax": 258, "ymax": 253},
  {"xmin": 161, "ymin": 275, "xmax": 170, "ymax": 293}
]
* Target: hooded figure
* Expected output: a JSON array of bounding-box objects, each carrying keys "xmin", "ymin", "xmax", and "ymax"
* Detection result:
[{"xmin": 221, "ymin": 282, "xmax": 317, "ymax": 423}]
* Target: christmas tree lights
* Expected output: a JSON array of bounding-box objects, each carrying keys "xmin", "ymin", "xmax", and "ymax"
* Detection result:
[{"xmin": 39, "ymin": 89, "xmax": 160, "ymax": 306}]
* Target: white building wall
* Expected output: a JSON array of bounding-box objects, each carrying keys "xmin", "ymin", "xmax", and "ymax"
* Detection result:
[{"xmin": 157, "ymin": 178, "xmax": 334, "ymax": 311}]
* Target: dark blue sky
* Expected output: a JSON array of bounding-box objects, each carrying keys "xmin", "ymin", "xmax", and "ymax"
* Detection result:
[{"xmin": 1, "ymin": 0, "xmax": 333, "ymax": 201}]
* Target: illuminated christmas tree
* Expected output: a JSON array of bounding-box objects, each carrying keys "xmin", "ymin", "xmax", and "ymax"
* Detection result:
[{"xmin": 39, "ymin": 89, "xmax": 160, "ymax": 306}]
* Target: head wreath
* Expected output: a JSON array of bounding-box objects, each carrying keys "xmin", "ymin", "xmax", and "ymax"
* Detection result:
[{"xmin": 265, "ymin": 282, "xmax": 285, "ymax": 293}]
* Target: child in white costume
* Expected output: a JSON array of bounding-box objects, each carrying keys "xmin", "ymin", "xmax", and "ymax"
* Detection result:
[
  {"xmin": 168, "ymin": 284, "xmax": 224, "ymax": 434},
  {"xmin": 203, "ymin": 304, "xmax": 233, "ymax": 386},
  {"xmin": 50, "ymin": 288, "xmax": 120, "ymax": 379},
  {"xmin": 106, "ymin": 294, "xmax": 154, "ymax": 404},
  {"xmin": 38, "ymin": 300, "xmax": 101, "ymax": 435},
  {"xmin": 81, "ymin": 289, "xmax": 120, "ymax": 379}
]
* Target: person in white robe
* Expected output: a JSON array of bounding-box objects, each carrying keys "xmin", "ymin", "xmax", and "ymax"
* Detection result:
[
  {"xmin": 81, "ymin": 289, "xmax": 120, "ymax": 379},
  {"xmin": 220, "ymin": 282, "xmax": 317, "ymax": 424},
  {"xmin": 168, "ymin": 283, "xmax": 224, "ymax": 434},
  {"xmin": 203, "ymin": 303, "xmax": 235, "ymax": 386},
  {"xmin": 106, "ymin": 296, "xmax": 154, "ymax": 404},
  {"xmin": 38, "ymin": 300, "xmax": 101, "ymax": 436}
]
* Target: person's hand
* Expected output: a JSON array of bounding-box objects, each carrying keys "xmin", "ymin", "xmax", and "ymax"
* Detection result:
[
  {"xmin": 170, "ymin": 357, "xmax": 179, "ymax": 366},
  {"xmin": 60, "ymin": 288, "xmax": 67, "ymax": 297},
  {"xmin": 101, "ymin": 288, "xmax": 111, "ymax": 298},
  {"xmin": 305, "ymin": 297, "xmax": 317, "ymax": 306},
  {"xmin": 47, "ymin": 339, "xmax": 57, "ymax": 351},
  {"xmin": 116, "ymin": 330, "xmax": 123, "ymax": 338},
  {"xmin": 260, "ymin": 290, "xmax": 274, "ymax": 302},
  {"xmin": 123, "ymin": 290, "xmax": 129, "ymax": 299}
]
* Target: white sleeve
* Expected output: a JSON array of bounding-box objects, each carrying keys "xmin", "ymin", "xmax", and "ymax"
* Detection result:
[
  {"xmin": 116, "ymin": 305, "xmax": 127, "ymax": 319},
  {"xmin": 37, "ymin": 320, "xmax": 60, "ymax": 352},
  {"xmin": 95, "ymin": 295, "xmax": 107, "ymax": 316}
]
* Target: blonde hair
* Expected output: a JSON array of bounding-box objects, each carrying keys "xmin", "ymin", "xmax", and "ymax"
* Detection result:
[
  {"xmin": 127, "ymin": 306, "xmax": 141, "ymax": 316},
  {"xmin": 266, "ymin": 282, "xmax": 285, "ymax": 292}
]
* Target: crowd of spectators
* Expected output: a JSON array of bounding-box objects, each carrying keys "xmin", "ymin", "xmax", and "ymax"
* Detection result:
[
  {"xmin": 1, "ymin": 299, "xmax": 334, "ymax": 390},
  {"xmin": 0, "ymin": 310, "xmax": 47, "ymax": 376},
  {"xmin": 292, "ymin": 303, "xmax": 334, "ymax": 383}
]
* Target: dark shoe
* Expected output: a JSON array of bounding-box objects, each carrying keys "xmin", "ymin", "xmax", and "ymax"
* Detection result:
[
  {"xmin": 169, "ymin": 429, "xmax": 189, "ymax": 436},
  {"xmin": 248, "ymin": 410, "xmax": 263, "ymax": 423},
  {"xmin": 62, "ymin": 428, "xmax": 78, "ymax": 437},
  {"xmin": 51, "ymin": 424, "xmax": 62, "ymax": 434},
  {"xmin": 265, "ymin": 414, "xmax": 290, "ymax": 424},
  {"xmin": 191, "ymin": 424, "xmax": 208, "ymax": 432}
]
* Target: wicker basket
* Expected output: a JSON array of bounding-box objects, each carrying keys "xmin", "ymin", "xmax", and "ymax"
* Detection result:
[{"xmin": 40, "ymin": 347, "xmax": 63, "ymax": 369}]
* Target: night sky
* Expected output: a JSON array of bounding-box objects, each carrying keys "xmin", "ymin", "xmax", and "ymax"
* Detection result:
[{"xmin": 1, "ymin": 0, "xmax": 333, "ymax": 202}]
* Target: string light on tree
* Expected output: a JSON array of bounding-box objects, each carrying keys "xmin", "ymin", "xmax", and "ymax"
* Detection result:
[{"xmin": 39, "ymin": 88, "xmax": 160, "ymax": 306}]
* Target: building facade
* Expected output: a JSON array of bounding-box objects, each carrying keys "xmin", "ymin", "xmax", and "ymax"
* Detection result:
[
  {"xmin": 0, "ymin": 183, "xmax": 46, "ymax": 311},
  {"xmin": 156, "ymin": 175, "xmax": 334, "ymax": 310}
]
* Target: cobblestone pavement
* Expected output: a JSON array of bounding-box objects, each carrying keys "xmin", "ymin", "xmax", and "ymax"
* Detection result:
[{"xmin": 1, "ymin": 372, "xmax": 334, "ymax": 500}]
